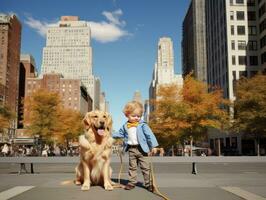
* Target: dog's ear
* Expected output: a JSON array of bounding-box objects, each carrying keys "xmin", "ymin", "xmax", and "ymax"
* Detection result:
[
  {"xmin": 106, "ymin": 112, "xmax": 113, "ymax": 132},
  {"xmin": 83, "ymin": 112, "xmax": 91, "ymax": 130}
]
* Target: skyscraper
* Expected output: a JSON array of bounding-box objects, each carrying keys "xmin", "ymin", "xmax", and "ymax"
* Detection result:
[
  {"xmin": 0, "ymin": 14, "xmax": 21, "ymax": 130},
  {"xmin": 182, "ymin": 0, "xmax": 207, "ymax": 82},
  {"xmin": 182, "ymin": 0, "xmax": 266, "ymax": 155},
  {"xmin": 205, "ymin": 0, "xmax": 265, "ymax": 100},
  {"xmin": 149, "ymin": 37, "xmax": 183, "ymax": 112},
  {"xmin": 132, "ymin": 90, "xmax": 143, "ymax": 104},
  {"xmin": 156, "ymin": 37, "xmax": 175, "ymax": 84},
  {"xmin": 41, "ymin": 16, "xmax": 99, "ymax": 109}
]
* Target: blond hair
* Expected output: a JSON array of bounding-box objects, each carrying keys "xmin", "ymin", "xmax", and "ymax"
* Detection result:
[{"xmin": 123, "ymin": 101, "xmax": 143, "ymax": 117}]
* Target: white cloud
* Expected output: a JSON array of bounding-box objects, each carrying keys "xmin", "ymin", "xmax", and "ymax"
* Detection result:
[
  {"xmin": 24, "ymin": 9, "xmax": 130, "ymax": 43},
  {"xmin": 102, "ymin": 9, "xmax": 126, "ymax": 26},
  {"xmin": 24, "ymin": 16, "xmax": 58, "ymax": 37},
  {"xmin": 88, "ymin": 21, "xmax": 128, "ymax": 43}
]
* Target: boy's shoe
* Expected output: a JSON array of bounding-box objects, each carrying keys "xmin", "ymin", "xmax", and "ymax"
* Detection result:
[{"xmin": 125, "ymin": 184, "xmax": 135, "ymax": 190}]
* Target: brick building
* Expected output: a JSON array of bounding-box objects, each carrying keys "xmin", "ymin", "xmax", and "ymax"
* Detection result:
[
  {"xmin": 0, "ymin": 14, "xmax": 21, "ymax": 134},
  {"xmin": 24, "ymin": 73, "xmax": 92, "ymax": 126},
  {"xmin": 18, "ymin": 54, "xmax": 38, "ymax": 128}
]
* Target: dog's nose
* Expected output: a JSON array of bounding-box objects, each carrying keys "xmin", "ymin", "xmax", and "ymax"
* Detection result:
[{"xmin": 100, "ymin": 121, "xmax": 105, "ymax": 126}]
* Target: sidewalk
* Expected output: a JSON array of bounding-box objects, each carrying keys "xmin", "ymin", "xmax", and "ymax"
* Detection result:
[{"xmin": 0, "ymin": 161, "xmax": 266, "ymax": 200}]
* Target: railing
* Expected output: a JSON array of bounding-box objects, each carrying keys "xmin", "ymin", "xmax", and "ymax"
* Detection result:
[{"xmin": 0, "ymin": 156, "xmax": 266, "ymax": 175}]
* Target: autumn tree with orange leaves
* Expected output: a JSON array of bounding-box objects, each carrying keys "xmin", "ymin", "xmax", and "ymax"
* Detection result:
[
  {"xmin": 234, "ymin": 74, "xmax": 266, "ymax": 156},
  {"xmin": 0, "ymin": 104, "xmax": 15, "ymax": 140},
  {"xmin": 149, "ymin": 74, "xmax": 229, "ymax": 150},
  {"xmin": 24, "ymin": 89, "xmax": 84, "ymax": 146},
  {"xmin": 24, "ymin": 89, "xmax": 62, "ymax": 143},
  {"xmin": 55, "ymin": 108, "xmax": 83, "ymax": 147}
]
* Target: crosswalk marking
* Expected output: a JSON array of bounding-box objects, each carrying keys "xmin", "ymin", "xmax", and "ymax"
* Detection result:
[
  {"xmin": 0, "ymin": 186, "xmax": 35, "ymax": 200},
  {"xmin": 221, "ymin": 186, "xmax": 266, "ymax": 200}
]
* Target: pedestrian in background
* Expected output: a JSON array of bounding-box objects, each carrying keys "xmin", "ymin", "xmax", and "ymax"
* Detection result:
[{"xmin": 1, "ymin": 143, "xmax": 9, "ymax": 156}]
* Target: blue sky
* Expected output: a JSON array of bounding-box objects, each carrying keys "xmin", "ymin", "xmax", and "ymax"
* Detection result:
[{"xmin": 1, "ymin": 0, "xmax": 190, "ymax": 131}]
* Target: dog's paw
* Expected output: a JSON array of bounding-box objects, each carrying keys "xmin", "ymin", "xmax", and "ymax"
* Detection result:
[
  {"xmin": 81, "ymin": 184, "xmax": 90, "ymax": 191},
  {"xmin": 104, "ymin": 183, "xmax": 113, "ymax": 191},
  {"xmin": 74, "ymin": 180, "xmax": 82, "ymax": 185}
]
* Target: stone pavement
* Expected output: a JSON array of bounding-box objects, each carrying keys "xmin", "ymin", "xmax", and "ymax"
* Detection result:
[{"xmin": 0, "ymin": 157, "xmax": 266, "ymax": 200}]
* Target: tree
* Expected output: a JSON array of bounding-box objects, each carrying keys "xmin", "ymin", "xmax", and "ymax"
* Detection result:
[
  {"xmin": 149, "ymin": 84, "xmax": 189, "ymax": 149},
  {"xmin": 149, "ymin": 74, "xmax": 229, "ymax": 154},
  {"xmin": 24, "ymin": 89, "xmax": 62, "ymax": 142},
  {"xmin": 0, "ymin": 104, "xmax": 15, "ymax": 140},
  {"xmin": 234, "ymin": 74, "xmax": 266, "ymax": 156},
  {"xmin": 54, "ymin": 108, "xmax": 84, "ymax": 147}
]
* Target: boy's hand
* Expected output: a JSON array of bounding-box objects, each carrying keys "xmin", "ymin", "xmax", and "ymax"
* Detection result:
[{"xmin": 148, "ymin": 148, "xmax": 157, "ymax": 156}]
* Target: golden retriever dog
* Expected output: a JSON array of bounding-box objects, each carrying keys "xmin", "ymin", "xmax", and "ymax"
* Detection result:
[{"xmin": 75, "ymin": 110, "xmax": 115, "ymax": 191}]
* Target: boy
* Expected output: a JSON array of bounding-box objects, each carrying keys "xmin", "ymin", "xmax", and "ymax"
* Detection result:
[{"xmin": 113, "ymin": 101, "xmax": 158, "ymax": 191}]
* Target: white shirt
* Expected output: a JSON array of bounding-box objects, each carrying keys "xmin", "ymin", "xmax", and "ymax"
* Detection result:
[{"xmin": 127, "ymin": 127, "xmax": 139, "ymax": 145}]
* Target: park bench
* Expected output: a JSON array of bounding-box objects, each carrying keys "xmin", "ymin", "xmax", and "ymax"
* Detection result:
[{"xmin": 0, "ymin": 156, "xmax": 266, "ymax": 175}]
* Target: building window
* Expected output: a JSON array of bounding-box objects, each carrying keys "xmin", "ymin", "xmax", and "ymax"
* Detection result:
[
  {"xmin": 239, "ymin": 71, "xmax": 247, "ymax": 78},
  {"xmin": 259, "ymin": 3, "xmax": 266, "ymax": 17},
  {"xmin": 261, "ymin": 52, "xmax": 266, "ymax": 64},
  {"xmin": 259, "ymin": 18, "xmax": 266, "ymax": 33},
  {"xmin": 231, "ymin": 40, "xmax": 235, "ymax": 50},
  {"xmin": 248, "ymin": 11, "xmax": 256, "ymax": 21},
  {"xmin": 236, "ymin": 0, "xmax": 244, "ymax": 3},
  {"xmin": 247, "ymin": 0, "xmax": 255, "ymax": 6},
  {"xmin": 238, "ymin": 56, "xmax": 247, "ymax": 65},
  {"xmin": 260, "ymin": 35, "xmax": 266, "ymax": 48},
  {"xmin": 236, "ymin": 11, "xmax": 245, "ymax": 20},
  {"xmin": 230, "ymin": 11, "xmax": 234, "ymax": 20},
  {"xmin": 231, "ymin": 25, "xmax": 234, "ymax": 35},
  {"xmin": 238, "ymin": 40, "xmax": 246, "ymax": 50},
  {"xmin": 232, "ymin": 70, "xmax": 236, "ymax": 95},
  {"xmin": 237, "ymin": 26, "xmax": 245, "ymax": 35},
  {"xmin": 232, "ymin": 55, "xmax": 236, "ymax": 65},
  {"xmin": 248, "ymin": 26, "xmax": 257, "ymax": 35},
  {"xmin": 248, "ymin": 41, "xmax": 257, "ymax": 50},
  {"xmin": 249, "ymin": 56, "xmax": 258, "ymax": 65}
]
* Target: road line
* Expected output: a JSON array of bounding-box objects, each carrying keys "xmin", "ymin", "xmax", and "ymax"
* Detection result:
[
  {"xmin": 221, "ymin": 186, "xmax": 266, "ymax": 200},
  {"xmin": 0, "ymin": 186, "xmax": 35, "ymax": 200}
]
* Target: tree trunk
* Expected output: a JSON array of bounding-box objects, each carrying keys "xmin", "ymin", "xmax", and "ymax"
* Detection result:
[
  {"xmin": 190, "ymin": 136, "xmax": 193, "ymax": 157},
  {"xmin": 256, "ymin": 138, "xmax": 260, "ymax": 156},
  {"xmin": 171, "ymin": 145, "xmax": 174, "ymax": 156},
  {"xmin": 217, "ymin": 138, "xmax": 221, "ymax": 156}
]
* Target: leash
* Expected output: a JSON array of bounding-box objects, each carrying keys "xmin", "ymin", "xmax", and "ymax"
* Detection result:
[
  {"xmin": 116, "ymin": 148, "xmax": 124, "ymax": 185},
  {"xmin": 116, "ymin": 148, "xmax": 170, "ymax": 199},
  {"xmin": 148, "ymin": 155, "xmax": 171, "ymax": 200}
]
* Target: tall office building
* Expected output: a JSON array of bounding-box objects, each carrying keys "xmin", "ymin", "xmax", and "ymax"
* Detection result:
[
  {"xmin": 156, "ymin": 37, "xmax": 175, "ymax": 84},
  {"xmin": 257, "ymin": 0, "xmax": 266, "ymax": 72},
  {"xmin": 18, "ymin": 54, "xmax": 38, "ymax": 128},
  {"xmin": 0, "ymin": 14, "xmax": 21, "ymax": 131},
  {"xmin": 149, "ymin": 37, "xmax": 183, "ymax": 112},
  {"xmin": 182, "ymin": 0, "xmax": 207, "ymax": 82},
  {"xmin": 41, "ymin": 16, "xmax": 99, "ymax": 109},
  {"xmin": 181, "ymin": 0, "xmax": 266, "ymax": 155},
  {"xmin": 133, "ymin": 90, "xmax": 143, "ymax": 104},
  {"xmin": 205, "ymin": 0, "xmax": 265, "ymax": 100},
  {"xmin": 99, "ymin": 92, "xmax": 109, "ymax": 112}
]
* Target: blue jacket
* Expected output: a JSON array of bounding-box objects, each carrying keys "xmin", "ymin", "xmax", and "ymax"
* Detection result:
[{"xmin": 112, "ymin": 120, "xmax": 159, "ymax": 153}]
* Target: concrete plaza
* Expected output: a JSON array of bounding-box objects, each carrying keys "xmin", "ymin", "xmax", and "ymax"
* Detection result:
[{"xmin": 0, "ymin": 156, "xmax": 266, "ymax": 200}]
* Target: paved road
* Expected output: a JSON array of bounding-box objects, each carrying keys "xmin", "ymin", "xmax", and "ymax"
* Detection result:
[{"xmin": 0, "ymin": 158, "xmax": 266, "ymax": 200}]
